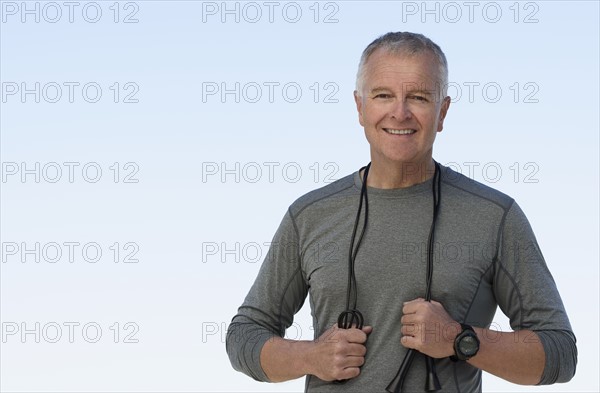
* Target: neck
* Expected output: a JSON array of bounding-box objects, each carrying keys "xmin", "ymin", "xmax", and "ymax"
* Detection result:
[{"xmin": 362, "ymin": 159, "xmax": 436, "ymax": 189}]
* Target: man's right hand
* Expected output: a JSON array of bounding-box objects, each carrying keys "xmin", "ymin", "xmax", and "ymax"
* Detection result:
[{"xmin": 308, "ymin": 323, "xmax": 373, "ymax": 381}]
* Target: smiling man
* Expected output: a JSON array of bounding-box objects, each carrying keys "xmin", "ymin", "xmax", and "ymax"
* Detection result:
[
  {"xmin": 355, "ymin": 44, "xmax": 450, "ymax": 188},
  {"xmin": 226, "ymin": 32, "xmax": 577, "ymax": 392}
]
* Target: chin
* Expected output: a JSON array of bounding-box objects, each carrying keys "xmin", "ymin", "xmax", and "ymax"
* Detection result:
[{"xmin": 380, "ymin": 151, "xmax": 420, "ymax": 165}]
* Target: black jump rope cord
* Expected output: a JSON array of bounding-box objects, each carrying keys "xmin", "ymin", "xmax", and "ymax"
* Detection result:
[
  {"xmin": 337, "ymin": 161, "xmax": 442, "ymax": 392},
  {"xmin": 387, "ymin": 162, "xmax": 442, "ymax": 393},
  {"xmin": 338, "ymin": 163, "xmax": 370, "ymax": 330}
]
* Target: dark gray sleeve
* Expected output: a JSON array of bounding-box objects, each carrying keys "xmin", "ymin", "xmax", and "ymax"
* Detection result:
[
  {"xmin": 225, "ymin": 209, "xmax": 309, "ymax": 382},
  {"xmin": 494, "ymin": 201, "xmax": 577, "ymax": 384}
]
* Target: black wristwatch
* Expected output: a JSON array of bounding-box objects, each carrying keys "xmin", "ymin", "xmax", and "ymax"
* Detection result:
[{"xmin": 450, "ymin": 323, "xmax": 480, "ymax": 362}]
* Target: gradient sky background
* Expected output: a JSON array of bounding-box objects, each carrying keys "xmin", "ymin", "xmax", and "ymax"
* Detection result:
[{"xmin": 1, "ymin": 1, "xmax": 598, "ymax": 392}]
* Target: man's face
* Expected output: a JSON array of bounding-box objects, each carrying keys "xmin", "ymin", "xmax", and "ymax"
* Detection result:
[{"xmin": 354, "ymin": 49, "xmax": 450, "ymax": 172}]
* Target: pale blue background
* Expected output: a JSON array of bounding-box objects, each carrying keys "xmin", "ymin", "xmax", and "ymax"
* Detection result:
[{"xmin": 1, "ymin": 1, "xmax": 598, "ymax": 391}]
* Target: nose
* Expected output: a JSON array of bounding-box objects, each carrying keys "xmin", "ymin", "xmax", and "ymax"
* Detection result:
[{"xmin": 390, "ymin": 98, "xmax": 412, "ymax": 121}]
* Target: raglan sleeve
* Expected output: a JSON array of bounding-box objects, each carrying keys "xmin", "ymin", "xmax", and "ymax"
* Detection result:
[
  {"xmin": 225, "ymin": 208, "xmax": 309, "ymax": 382},
  {"xmin": 493, "ymin": 201, "xmax": 577, "ymax": 384}
]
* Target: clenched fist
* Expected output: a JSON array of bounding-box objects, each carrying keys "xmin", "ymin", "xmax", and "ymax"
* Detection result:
[
  {"xmin": 308, "ymin": 323, "xmax": 373, "ymax": 381},
  {"xmin": 400, "ymin": 298, "xmax": 461, "ymax": 358}
]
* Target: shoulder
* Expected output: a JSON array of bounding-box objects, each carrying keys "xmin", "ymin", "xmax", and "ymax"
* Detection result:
[
  {"xmin": 440, "ymin": 164, "xmax": 515, "ymax": 213},
  {"xmin": 288, "ymin": 171, "xmax": 358, "ymax": 219}
]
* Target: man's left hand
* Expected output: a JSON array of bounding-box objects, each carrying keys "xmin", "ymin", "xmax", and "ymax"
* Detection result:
[{"xmin": 400, "ymin": 298, "xmax": 462, "ymax": 358}]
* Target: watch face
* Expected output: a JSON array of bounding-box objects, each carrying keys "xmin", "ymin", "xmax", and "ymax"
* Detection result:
[{"xmin": 460, "ymin": 336, "xmax": 479, "ymax": 356}]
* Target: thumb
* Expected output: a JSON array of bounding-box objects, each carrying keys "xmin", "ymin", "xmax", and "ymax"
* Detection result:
[{"xmin": 362, "ymin": 325, "xmax": 373, "ymax": 334}]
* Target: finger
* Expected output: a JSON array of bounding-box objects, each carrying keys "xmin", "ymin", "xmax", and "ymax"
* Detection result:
[
  {"xmin": 401, "ymin": 324, "xmax": 418, "ymax": 336},
  {"xmin": 332, "ymin": 328, "xmax": 364, "ymax": 345},
  {"xmin": 344, "ymin": 343, "xmax": 367, "ymax": 357},
  {"xmin": 400, "ymin": 314, "xmax": 418, "ymax": 325},
  {"xmin": 404, "ymin": 297, "xmax": 425, "ymax": 305},
  {"xmin": 402, "ymin": 298, "xmax": 425, "ymax": 314},
  {"xmin": 400, "ymin": 334, "xmax": 417, "ymax": 349},
  {"xmin": 345, "ymin": 329, "xmax": 368, "ymax": 344},
  {"xmin": 340, "ymin": 366, "xmax": 361, "ymax": 380},
  {"xmin": 342, "ymin": 355, "xmax": 366, "ymax": 368},
  {"xmin": 361, "ymin": 325, "xmax": 373, "ymax": 334}
]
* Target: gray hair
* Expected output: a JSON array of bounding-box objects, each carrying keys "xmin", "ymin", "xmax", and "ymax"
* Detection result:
[{"xmin": 355, "ymin": 32, "xmax": 448, "ymax": 97}]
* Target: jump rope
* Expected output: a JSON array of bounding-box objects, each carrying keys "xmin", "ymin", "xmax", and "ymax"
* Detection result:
[{"xmin": 336, "ymin": 161, "xmax": 443, "ymax": 392}]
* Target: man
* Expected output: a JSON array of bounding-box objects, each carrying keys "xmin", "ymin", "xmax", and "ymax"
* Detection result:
[{"xmin": 226, "ymin": 32, "xmax": 577, "ymax": 392}]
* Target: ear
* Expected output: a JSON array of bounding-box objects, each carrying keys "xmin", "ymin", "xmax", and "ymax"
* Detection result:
[
  {"xmin": 436, "ymin": 96, "xmax": 451, "ymax": 132},
  {"xmin": 354, "ymin": 90, "xmax": 365, "ymax": 127}
]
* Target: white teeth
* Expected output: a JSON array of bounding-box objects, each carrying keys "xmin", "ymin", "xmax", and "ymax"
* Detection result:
[{"xmin": 385, "ymin": 129, "xmax": 415, "ymax": 135}]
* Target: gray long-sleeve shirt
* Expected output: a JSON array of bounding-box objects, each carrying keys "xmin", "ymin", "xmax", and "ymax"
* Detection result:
[{"xmin": 226, "ymin": 165, "xmax": 577, "ymax": 392}]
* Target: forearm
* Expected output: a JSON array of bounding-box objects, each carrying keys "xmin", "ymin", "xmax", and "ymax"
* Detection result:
[
  {"xmin": 261, "ymin": 325, "xmax": 372, "ymax": 383},
  {"xmin": 468, "ymin": 328, "xmax": 544, "ymax": 385},
  {"xmin": 260, "ymin": 336, "xmax": 315, "ymax": 382}
]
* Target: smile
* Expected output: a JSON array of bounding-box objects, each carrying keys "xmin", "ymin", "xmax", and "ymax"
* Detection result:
[{"xmin": 383, "ymin": 128, "xmax": 416, "ymax": 135}]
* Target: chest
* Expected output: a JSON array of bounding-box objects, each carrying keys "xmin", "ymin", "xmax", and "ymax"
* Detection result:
[{"xmin": 300, "ymin": 198, "xmax": 498, "ymax": 324}]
